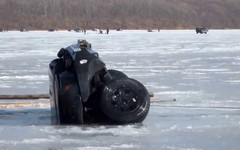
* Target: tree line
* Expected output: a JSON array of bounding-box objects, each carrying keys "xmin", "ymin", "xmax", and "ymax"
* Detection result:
[{"xmin": 0, "ymin": 0, "xmax": 240, "ymax": 30}]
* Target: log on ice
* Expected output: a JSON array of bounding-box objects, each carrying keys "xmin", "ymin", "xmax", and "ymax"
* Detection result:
[
  {"xmin": 0, "ymin": 92, "xmax": 154, "ymax": 100},
  {"xmin": 0, "ymin": 94, "xmax": 49, "ymax": 100}
]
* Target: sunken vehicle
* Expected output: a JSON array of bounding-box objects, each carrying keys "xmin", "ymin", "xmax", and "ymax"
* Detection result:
[
  {"xmin": 196, "ymin": 27, "xmax": 208, "ymax": 34},
  {"xmin": 49, "ymin": 40, "xmax": 150, "ymax": 125}
]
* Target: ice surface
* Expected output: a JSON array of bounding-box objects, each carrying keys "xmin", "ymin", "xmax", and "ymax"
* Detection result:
[{"xmin": 0, "ymin": 30, "xmax": 239, "ymax": 149}]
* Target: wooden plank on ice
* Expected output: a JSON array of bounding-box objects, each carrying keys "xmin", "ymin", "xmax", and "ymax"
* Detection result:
[
  {"xmin": 0, "ymin": 98, "xmax": 176, "ymax": 108},
  {"xmin": 0, "ymin": 92, "xmax": 154, "ymax": 100},
  {"xmin": 151, "ymin": 98, "xmax": 176, "ymax": 102},
  {"xmin": 0, "ymin": 102, "xmax": 50, "ymax": 108},
  {"xmin": 0, "ymin": 94, "xmax": 49, "ymax": 100}
]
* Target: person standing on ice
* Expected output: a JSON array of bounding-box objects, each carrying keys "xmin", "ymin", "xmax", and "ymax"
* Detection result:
[{"xmin": 106, "ymin": 28, "xmax": 109, "ymax": 34}]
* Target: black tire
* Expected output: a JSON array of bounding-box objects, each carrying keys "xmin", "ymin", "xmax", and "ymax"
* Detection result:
[
  {"xmin": 108, "ymin": 69, "xmax": 128, "ymax": 79},
  {"xmin": 49, "ymin": 59, "xmax": 65, "ymax": 125},
  {"xmin": 52, "ymin": 75, "xmax": 61, "ymax": 124},
  {"xmin": 54, "ymin": 74, "xmax": 83, "ymax": 125},
  {"xmin": 100, "ymin": 78, "xmax": 150, "ymax": 123}
]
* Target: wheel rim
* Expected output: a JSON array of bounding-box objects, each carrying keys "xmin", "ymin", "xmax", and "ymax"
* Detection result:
[{"xmin": 110, "ymin": 87, "xmax": 139, "ymax": 112}]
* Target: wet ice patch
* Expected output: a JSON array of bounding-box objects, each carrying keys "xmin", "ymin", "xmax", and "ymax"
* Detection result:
[
  {"xmin": 186, "ymin": 126, "xmax": 193, "ymax": 129},
  {"xmin": 0, "ymin": 84, "xmax": 11, "ymax": 88},
  {"xmin": 74, "ymin": 144, "xmax": 137, "ymax": 150},
  {"xmin": 22, "ymin": 138, "xmax": 55, "ymax": 144},
  {"xmin": 39, "ymin": 125, "xmax": 149, "ymax": 137},
  {"xmin": 224, "ymin": 80, "xmax": 240, "ymax": 83},
  {"xmin": 160, "ymin": 145, "xmax": 202, "ymax": 150},
  {"xmin": 0, "ymin": 75, "xmax": 47, "ymax": 80},
  {"xmin": 155, "ymin": 91, "xmax": 200, "ymax": 95}
]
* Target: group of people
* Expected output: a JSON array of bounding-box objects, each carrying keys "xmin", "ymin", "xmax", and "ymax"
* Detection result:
[
  {"xmin": 99, "ymin": 28, "xmax": 109, "ymax": 34},
  {"xmin": 75, "ymin": 28, "xmax": 110, "ymax": 35}
]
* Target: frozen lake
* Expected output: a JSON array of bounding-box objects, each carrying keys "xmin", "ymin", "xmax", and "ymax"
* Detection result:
[{"xmin": 0, "ymin": 30, "xmax": 239, "ymax": 149}]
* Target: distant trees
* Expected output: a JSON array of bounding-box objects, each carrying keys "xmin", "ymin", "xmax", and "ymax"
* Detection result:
[{"xmin": 0, "ymin": 0, "xmax": 240, "ymax": 30}]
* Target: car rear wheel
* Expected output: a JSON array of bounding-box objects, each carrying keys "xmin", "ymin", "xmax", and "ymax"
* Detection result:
[{"xmin": 100, "ymin": 78, "xmax": 150, "ymax": 123}]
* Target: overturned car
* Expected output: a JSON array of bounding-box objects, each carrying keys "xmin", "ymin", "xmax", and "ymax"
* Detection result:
[{"xmin": 49, "ymin": 40, "xmax": 150, "ymax": 125}]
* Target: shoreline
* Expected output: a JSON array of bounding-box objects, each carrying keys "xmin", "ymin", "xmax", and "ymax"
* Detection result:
[{"xmin": 1, "ymin": 28, "xmax": 240, "ymax": 32}]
